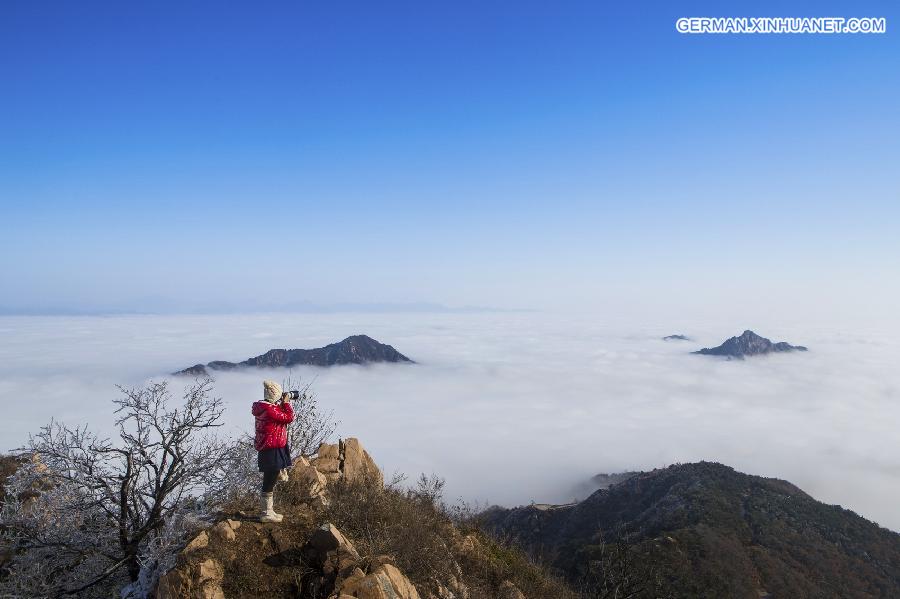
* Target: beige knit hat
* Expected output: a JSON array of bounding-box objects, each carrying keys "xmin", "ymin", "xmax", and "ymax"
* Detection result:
[{"xmin": 263, "ymin": 380, "xmax": 282, "ymax": 403}]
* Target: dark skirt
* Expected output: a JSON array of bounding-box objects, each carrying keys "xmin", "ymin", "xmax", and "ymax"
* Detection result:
[{"xmin": 258, "ymin": 445, "xmax": 292, "ymax": 472}]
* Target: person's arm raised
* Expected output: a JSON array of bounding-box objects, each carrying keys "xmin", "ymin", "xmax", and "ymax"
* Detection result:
[{"xmin": 266, "ymin": 401, "xmax": 294, "ymax": 424}]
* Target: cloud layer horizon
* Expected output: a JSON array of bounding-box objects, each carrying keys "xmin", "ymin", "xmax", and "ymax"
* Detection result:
[{"xmin": 1, "ymin": 312, "xmax": 898, "ymax": 531}]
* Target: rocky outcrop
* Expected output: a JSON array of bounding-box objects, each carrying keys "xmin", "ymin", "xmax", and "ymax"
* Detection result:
[
  {"xmin": 693, "ymin": 329, "xmax": 808, "ymax": 358},
  {"xmin": 312, "ymin": 438, "xmax": 384, "ymax": 489},
  {"xmin": 335, "ymin": 562, "xmax": 420, "ymax": 599},
  {"xmin": 151, "ymin": 437, "xmax": 536, "ymax": 599},
  {"xmin": 290, "ymin": 456, "xmax": 330, "ymax": 504},
  {"xmin": 300, "ymin": 524, "xmax": 420, "ymax": 599},
  {"xmin": 173, "ymin": 335, "xmax": 414, "ymax": 376},
  {"xmin": 156, "ymin": 523, "xmax": 241, "ymax": 599},
  {"xmin": 155, "ymin": 438, "xmax": 389, "ymax": 598},
  {"xmin": 156, "ymin": 557, "xmax": 225, "ymax": 599},
  {"xmin": 156, "ymin": 513, "xmax": 418, "ymax": 599}
]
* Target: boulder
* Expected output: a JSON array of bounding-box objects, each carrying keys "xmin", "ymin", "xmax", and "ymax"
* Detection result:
[
  {"xmin": 338, "ymin": 566, "xmax": 367, "ymax": 588},
  {"xmin": 307, "ymin": 523, "xmax": 359, "ymax": 557},
  {"xmin": 156, "ymin": 558, "xmax": 225, "ymax": 599},
  {"xmin": 315, "ymin": 457, "xmax": 342, "ymax": 474},
  {"xmin": 292, "ymin": 462, "xmax": 329, "ymax": 499},
  {"xmin": 311, "ymin": 438, "xmax": 384, "ymax": 489},
  {"xmin": 156, "ymin": 567, "xmax": 191, "ymax": 599},
  {"xmin": 226, "ymin": 518, "xmax": 242, "ymax": 531},
  {"xmin": 312, "ymin": 443, "xmax": 343, "ymax": 476},
  {"xmin": 318, "ymin": 442, "xmax": 341, "ymax": 460},
  {"xmin": 342, "ymin": 438, "xmax": 383, "ymax": 488},
  {"xmin": 305, "ymin": 522, "xmax": 362, "ymax": 575},
  {"xmin": 210, "ymin": 520, "xmax": 236, "ymax": 542},
  {"xmin": 183, "ymin": 531, "xmax": 209, "ymax": 554},
  {"xmin": 335, "ymin": 563, "xmax": 421, "ymax": 599}
]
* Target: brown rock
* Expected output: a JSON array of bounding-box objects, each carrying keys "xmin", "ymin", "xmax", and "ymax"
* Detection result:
[
  {"xmin": 318, "ymin": 442, "xmax": 341, "ymax": 460},
  {"xmin": 305, "ymin": 522, "xmax": 362, "ymax": 577},
  {"xmin": 225, "ymin": 518, "xmax": 242, "ymax": 531},
  {"xmin": 307, "ymin": 523, "xmax": 360, "ymax": 558},
  {"xmin": 382, "ymin": 564, "xmax": 420, "ymax": 599},
  {"xmin": 337, "ymin": 563, "xmax": 421, "ymax": 599},
  {"xmin": 155, "ymin": 558, "xmax": 225, "ymax": 599},
  {"xmin": 184, "ymin": 531, "xmax": 209, "ymax": 553},
  {"xmin": 337, "ymin": 566, "xmax": 366, "ymax": 589},
  {"xmin": 322, "ymin": 470, "xmax": 344, "ymax": 483},
  {"xmin": 197, "ymin": 558, "xmax": 223, "ymax": 581},
  {"xmin": 156, "ymin": 568, "xmax": 191, "ymax": 599},
  {"xmin": 196, "ymin": 559, "xmax": 225, "ymax": 599},
  {"xmin": 210, "ymin": 521, "xmax": 236, "ymax": 542},
  {"xmin": 292, "ymin": 463, "xmax": 329, "ymax": 498},
  {"xmin": 342, "ymin": 438, "xmax": 383, "ymax": 487},
  {"xmin": 313, "ymin": 456, "xmax": 342, "ymax": 473}
]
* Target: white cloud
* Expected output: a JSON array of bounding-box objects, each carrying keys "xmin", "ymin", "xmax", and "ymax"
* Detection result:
[{"xmin": 1, "ymin": 313, "xmax": 898, "ymax": 531}]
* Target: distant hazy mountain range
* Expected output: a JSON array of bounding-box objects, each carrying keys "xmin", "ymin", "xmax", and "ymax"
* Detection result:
[
  {"xmin": 174, "ymin": 334, "xmax": 413, "ymax": 376},
  {"xmin": 484, "ymin": 462, "xmax": 900, "ymax": 598},
  {"xmin": 694, "ymin": 329, "xmax": 808, "ymax": 358},
  {"xmin": 0, "ymin": 300, "xmax": 525, "ymax": 316}
]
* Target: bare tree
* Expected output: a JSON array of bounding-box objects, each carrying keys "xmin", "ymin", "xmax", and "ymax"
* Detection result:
[
  {"xmin": 577, "ymin": 531, "xmax": 674, "ymax": 599},
  {"xmin": 1, "ymin": 379, "xmax": 227, "ymax": 597},
  {"xmin": 281, "ymin": 373, "xmax": 337, "ymax": 458}
]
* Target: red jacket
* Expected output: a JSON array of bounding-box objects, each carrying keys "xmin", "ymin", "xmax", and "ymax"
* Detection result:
[{"xmin": 252, "ymin": 400, "xmax": 294, "ymax": 451}]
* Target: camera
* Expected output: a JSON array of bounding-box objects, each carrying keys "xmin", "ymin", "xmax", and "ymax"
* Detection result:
[{"xmin": 284, "ymin": 390, "xmax": 300, "ymax": 401}]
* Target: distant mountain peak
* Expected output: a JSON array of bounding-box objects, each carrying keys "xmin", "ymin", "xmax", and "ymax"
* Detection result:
[
  {"xmin": 173, "ymin": 335, "xmax": 413, "ymax": 376},
  {"xmin": 694, "ymin": 329, "xmax": 807, "ymax": 358}
]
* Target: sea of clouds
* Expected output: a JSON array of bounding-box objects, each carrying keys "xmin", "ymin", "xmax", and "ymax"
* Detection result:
[{"xmin": 1, "ymin": 312, "xmax": 898, "ymax": 531}]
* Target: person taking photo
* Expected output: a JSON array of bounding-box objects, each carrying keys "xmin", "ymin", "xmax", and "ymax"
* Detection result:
[{"xmin": 252, "ymin": 380, "xmax": 294, "ymax": 523}]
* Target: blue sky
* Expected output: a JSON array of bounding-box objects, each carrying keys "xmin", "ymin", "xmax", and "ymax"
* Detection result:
[{"xmin": 1, "ymin": 1, "xmax": 898, "ymax": 317}]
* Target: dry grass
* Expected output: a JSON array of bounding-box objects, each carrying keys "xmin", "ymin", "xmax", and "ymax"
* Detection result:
[{"xmin": 322, "ymin": 474, "xmax": 577, "ymax": 599}]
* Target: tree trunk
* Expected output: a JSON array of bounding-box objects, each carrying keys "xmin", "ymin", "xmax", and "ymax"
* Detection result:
[{"xmin": 125, "ymin": 548, "xmax": 141, "ymax": 582}]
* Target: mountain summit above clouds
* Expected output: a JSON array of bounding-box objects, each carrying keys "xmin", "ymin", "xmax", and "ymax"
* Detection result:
[
  {"xmin": 174, "ymin": 334, "xmax": 413, "ymax": 376},
  {"xmin": 693, "ymin": 329, "xmax": 808, "ymax": 358}
]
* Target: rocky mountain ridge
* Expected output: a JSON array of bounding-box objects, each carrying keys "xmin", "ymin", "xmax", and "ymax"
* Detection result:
[
  {"xmin": 483, "ymin": 461, "xmax": 900, "ymax": 598},
  {"xmin": 174, "ymin": 335, "xmax": 413, "ymax": 376}
]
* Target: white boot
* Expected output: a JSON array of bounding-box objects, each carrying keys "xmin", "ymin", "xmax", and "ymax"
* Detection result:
[{"xmin": 259, "ymin": 492, "xmax": 283, "ymax": 523}]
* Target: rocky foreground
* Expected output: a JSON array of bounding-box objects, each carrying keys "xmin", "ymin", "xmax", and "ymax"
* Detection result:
[
  {"xmin": 174, "ymin": 335, "xmax": 414, "ymax": 376},
  {"xmin": 155, "ymin": 438, "xmax": 561, "ymax": 599}
]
